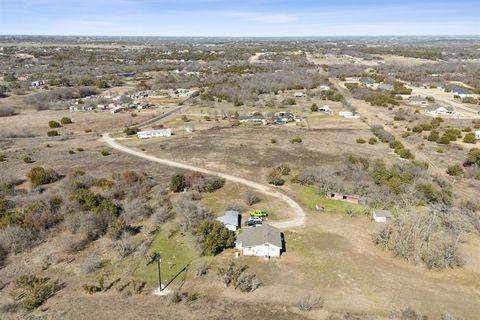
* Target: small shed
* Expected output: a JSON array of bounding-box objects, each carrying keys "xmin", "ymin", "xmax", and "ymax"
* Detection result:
[
  {"xmin": 216, "ymin": 210, "xmax": 241, "ymax": 232},
  {"xmin": 373, "ymin": 210, "xmax": 392, "ymax": 223}
]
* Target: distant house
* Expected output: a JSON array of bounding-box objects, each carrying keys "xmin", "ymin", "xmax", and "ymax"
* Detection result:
[
  {"xmin": 318, "ymin": 105, "xmax": 333, "ymax": 115},
  {"xmin": 216, "ymin": 210, "xmax": 240, "ymax": 232},
  {"xmin": 137, "ymin": 129, "xmax": 172, "ymax": 139},
  {"xmin": 319, "ymin": 85, "xmax": 331, "ymax": 91},
  {"xmin": 426, "ymin": 105, "xmax": 454, "ymax": 116},
  {"xmin": 185, "ymin": 127, "xmax": 194, "ymax": 133},
  {"xmin": 373, "ymin": 210, "xmax": 392, "ymax": 223},
  {"xmin": 326, "ymin": 191, "xmax": 365, "ymax": 205},
  {"xmin": 238, "ymin": 116, "xmax": 267, "ymax": 125},
  {"xmin": 378, "ymin": 83, "xmax": 394, "ymax": 92},
  {"xmin": 31, "ymin": 80, "xmax": 45, "ymax": 88},
  {"xmin": 444, "ymin": 84, "xmax": 472, "ymax": 98},
  {"xmin": 408, "ymin": 96, "xmax": 428, "ymax": 106},
  {"xmin": 235, "ymin": 224, "xmax": 283, "ymax": 258},
  {"xmin": 360, "ymin": 77, "xmax": 375, "ymax": 87},
  {"xmin": 69, "ymin": 105, "xmax": 94, "ymax": 112},
  {"xmin": 475, "ymin": 130, "xmax": 480, "ymax": 140},
  {"xmin": 338, "ymin": 111, "xmax": 360, "ymax": 119},
  {"xmin": 111, "ymin": 106, "xmax": 126, "ymax": 114},
  {"xmin": 294, "ymin": 92, "xmax": 306, "ymax": 98}
]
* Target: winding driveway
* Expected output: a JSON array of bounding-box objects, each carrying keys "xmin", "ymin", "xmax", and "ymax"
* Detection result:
[{"xmin": 102, "ymin": 134, "xmax": 306, "ymax": 230}]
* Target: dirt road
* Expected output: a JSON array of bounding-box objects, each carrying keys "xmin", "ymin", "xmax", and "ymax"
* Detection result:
[{"xmin": 102, "ymin": 134, "xmax": 306, "ymax": 230}]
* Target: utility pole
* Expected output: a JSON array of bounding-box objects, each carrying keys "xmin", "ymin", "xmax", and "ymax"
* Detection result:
[{"xmin": 147, "ymin": 251, "xmax": 162, "ymax": 291}]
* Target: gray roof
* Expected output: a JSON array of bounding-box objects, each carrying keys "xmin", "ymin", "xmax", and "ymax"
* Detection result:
[
  {"xmin": 216, "ymin": 210, "xmax": 240, "ymax": 227},
  {"xmin": 409, "ymin": 95, "xmax": 427, "ymax": 102},
  {"xmin": 374, "ymin": 210, "xmax": 392, "ymax": 218},
  {"xmin": 237, "ymin": 224, "xmax": 282, "ymax": 248},
  {"xmin": 378, "ymin": 84, "xmax": 394, "ymax": 91},
  {"xmin": 361, "ymin": 77, "xmax": 375, "ymax": 84},
  {"xmin": 445, "ymin": 84, "xmax": 472, "ymax": 95}
]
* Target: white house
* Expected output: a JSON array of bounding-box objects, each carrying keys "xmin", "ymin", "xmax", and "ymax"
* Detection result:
[
  {"xmin": 426, "ymin": 105, "xmax": 454, "ymax": 116},
  {"xmin": 339, "ymin": 111, "xmax": 360, "ymax": 119},
  {"xmin": 137, "ymin": 129, "xmax": 172, "ymax": 139},
  {"xmin": 31, "ymin": 80, "xmax": 45, "ymax": 88},
  {"xmin": 408, "ymin": 96, "xmax": 428, "ymax": 107},
  {"xmin": 294, "ymin": 92, "xmax": 306, "ymax": 98},
  {"xmin": 318, "ymin": 105, "xmax": 333, "ymax": 115},
  {"xmin": 319, "ymin": 85, "xmax": 331, "ymax": 91},
  {"xmin": 216, "ymin": 210, "xmax": 240, "ymax": 232},
  {"xmin": 235, "ymin": 224, "xmax": 282, "ymax": 258},
  {"xmin": 373, "ymin": 210, "xmax": 392, "ymax": 223},
  {"xmin": 475, "ymin": 130, "xmax": 480, "ymax": 140}
]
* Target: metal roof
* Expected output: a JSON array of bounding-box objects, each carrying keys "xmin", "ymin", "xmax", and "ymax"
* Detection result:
[{"xmin": 237, "ymin": 224, "xmax": 282, "ymax": 248}]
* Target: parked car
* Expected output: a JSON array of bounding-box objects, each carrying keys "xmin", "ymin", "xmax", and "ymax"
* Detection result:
[
  {"xmin": 245, "ymin": 220, "xmax": 262, "ymax": 227},
  {"xmin": 249, "ymin": 216, "xmax": 263, "ymax": 223},
  {"xmin": 250, "ymin": 210, "xmax": 268, "ymax": 218}
]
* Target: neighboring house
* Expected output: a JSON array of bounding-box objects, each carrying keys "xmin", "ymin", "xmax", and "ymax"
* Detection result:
[
  {"xmin": 185, "ymin": 127, "xmax": 194, "ymax": 133},
  {"xmin": 294, "ymin": 92, "xmax": 306, "ymax": 98},
  {"xmin": 408, "ymin": 96, "xmax": 428, "ymax": 106},
  {"xmin": 345, "ymin": 77, "xmax": 360, "ymax": 83},
  {"xmin": 338, "ymin": 111, "xmax": 360, "ymax": 119},
  {"xmin": 111, "ymin": 106, "xmax": 126, "ymax": 114},
  {"xmin": 326, "ymin": 191, "xmax": 365, "ymax": 205},
  {"xmin": 238, "ymin": 116, "xmax": 267, "ymax": 125},
  {"xmin": 69, "ymin": 105, "xmax": 95, "ymax": 112},
  {"xmin": 378, "ymin": 83, "xmax": 394, "ymax": 92},
  {"xmin": 235, "ymin": 224, "xmax": 283, "ymax": 258},
  {"xmin": 426, "ymin": 105, "xmax": 454, "ymax": 116},
  {"xmin": 475, "ymin": 130, "xmax": 480, "ymax": 140},
  {"xmin": 360, "ymin": 77, "xmax": 375, "ymax": 87},
  {"xmin": 31, "ymin": 80, "xmax": 45, "ymax": 88},
  {"xmin": 216, "ymin": 210, "xmax": 240, "ymax": 232},
  {"xmin": 319, "ymin": 85, "xmax": 331, "ymax": 91},
  {"xmin": 373, "ymin": 210, "xmax": 393, "ymax": 223},
  {"xmin": 444, "ymin": 84, "xmax": 472, "ymax": 98},
  {"xmin": 318, "ymin": 105, "xmax": 333, "ymax": 115},
  {"xmin": 137, "ymin": 129, "xmax": 172, "ymax": 139}
]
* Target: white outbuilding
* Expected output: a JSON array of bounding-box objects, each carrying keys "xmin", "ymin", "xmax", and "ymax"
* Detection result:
[
  {"xmin": 373, "ymin": 210, "xmax": 393, "ymax": 223},
  {"xmin": 137, "ymin": 129, "xmax": 172, "ymax": 139}
]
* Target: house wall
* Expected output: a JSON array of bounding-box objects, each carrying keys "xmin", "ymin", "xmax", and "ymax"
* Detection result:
[{"xmin": 242, "ymin": 243, "xmax": 281, "ymax": 257}]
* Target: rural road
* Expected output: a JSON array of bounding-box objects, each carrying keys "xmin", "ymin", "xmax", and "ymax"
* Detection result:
[{"xmin": 102, "ymin": 134, "xmax": 306, "ymax": 230}]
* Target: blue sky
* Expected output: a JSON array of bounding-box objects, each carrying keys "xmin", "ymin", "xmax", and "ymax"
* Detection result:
[{"xmin": 0, "ymin": 0, "xmax": 479, "ymax": 36}]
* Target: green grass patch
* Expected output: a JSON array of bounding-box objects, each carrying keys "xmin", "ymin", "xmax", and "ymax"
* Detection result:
[
  {"xmin": 298, "ymin": 185, "xmax": 366, "ymax": 214},
  {"xmin": 132, "ymin": 231, "xmax": 199, "ymax": 285}
]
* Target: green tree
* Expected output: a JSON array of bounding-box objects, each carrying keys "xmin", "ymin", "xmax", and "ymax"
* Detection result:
[
  {"xmin": 60, "ymin": 117, "xmax": 73, "ymax": 125},
  {"xmin": 310, "ymin": 103, "xmax": 318, "ymax": 112},
  {"xmin": 194, "ymin": 220, "xmax": 236, "ymax": 255},
  {"xmin": 170, "ymin": 175, "xmax": 185, "ymax": 192}
]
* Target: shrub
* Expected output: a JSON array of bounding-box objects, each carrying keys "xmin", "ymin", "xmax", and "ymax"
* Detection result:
[
  {"xmin": 463, "ymin": 133, "xmax": 476, "ymax": 144},
  {"xmin": 368, "ymin": 137, "xmax": 377, "ymax": 145},
  {"xmin": 68, "ymin": 150, "xmax": 75, "ymax": 155},
  {"xmin": 290, "ymin": 137, "xmax": 302, "ymax": 144},
  {"xmin": 356, "ymin": 138, "xmax": 366, "ymax": 144},
  {"xmin": 181, "ymin": 115, "xmax": 190, "ymax": 122},
  {"xmin": 96, "ymin": 178, "xmax": 114, "ymax": 189},
  {"xmin": 170, "ymin": 174, "xmax": 185, "ymax": 192},
  {"xmin": 11, "ymin": 275, "xmax": 60, "ymax": 311},
  {"xmin": 48, "ymin": 120, "xmax": 61, "ymax": 128},
  {"xmin": 123, "ymin": 127, "xmax": 140, "ymax": 136},
  {"xmin": 0, "ymin": 106, "xmax": 15, "ymax": 117},
  {"xmin": 217, "ymin": 262, "xmax": 260, "ymax": 293},
  {"xmin": 428, "ymin": 130, "xmax": 440, "ymax": 142},
  {"xmin": 446, "ymin": 164, "xmax": 464, "ymax": 176},
  {"xmin": 47, "ymin": 130, "xmax": 59, "ymax": 137},
  {"xmin": 27, "ymin": 167, "xmax": 60, "ymax": 187},
  {"xmin": 60, "ymin": 117, "xmax": 73, "ymax": 125},
  {"xmin": 397, "ymin": 148, "xmax": 415, "ymax": 159},
  {"xmin": 100, "ymin": 150, "xmax": 111, "ymax": 156},
  {"xmin": 193, "ymin": 220, "xmax": 236, "ymax": 255},
  {"xmin": 77, "ymin": 147, "xmax": 85, "ymax": 152},
  {"xmin": 270, "ymin": 138, "xmax": 277, "ymax": 144},
  {"xmin": 464, "ymin": 148, "xmax": 480, "ymax": 167},
  {"xmin": 0, "ymin": 154, "xmax": 7, "ymax": 162},
  {"xmin": 244, "ymin": 191, "xmax": 260, "ymax": 206},
  {"xmin": 297, "ymin": 296, "xmax": 324, "ymax": 312},
  {"xmin": 23, "ymin": 156, "xmax": 34, "ymax": 163},
  {"xmin": 310, "ymin": 103, "xmax": 318, "ymax": 112}
]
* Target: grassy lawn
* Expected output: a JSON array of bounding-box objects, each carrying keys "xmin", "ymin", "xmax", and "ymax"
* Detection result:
[
  {"xmin": 131, "ymin": 231, "xmax": 199, "ymax": 286},
  {"xmin": 297, "ymin": 185, "xmax": 367, "ymax": 215}
]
